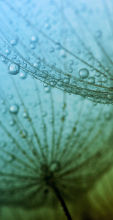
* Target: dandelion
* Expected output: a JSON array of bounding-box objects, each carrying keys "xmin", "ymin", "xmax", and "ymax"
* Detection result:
[{"xmin": 0, "ymin": 0, "xmax": 113, "ymax": 219}]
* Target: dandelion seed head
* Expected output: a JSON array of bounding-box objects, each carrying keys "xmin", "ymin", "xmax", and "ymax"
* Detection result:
[
  {"xmin": 0, "ymin": 0, "xmax": 113, "ymax": 219},
  {"xmin": 0, "ymin": 63, "xmax": 113, "ymax": 210}
]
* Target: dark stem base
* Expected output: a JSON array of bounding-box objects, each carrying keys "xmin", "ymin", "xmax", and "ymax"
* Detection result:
[{"xmin": 52, "ymin": 185, "xmax": 72, "ymax": 220}]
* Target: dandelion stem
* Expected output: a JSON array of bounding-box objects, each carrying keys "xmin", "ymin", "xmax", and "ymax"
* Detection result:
[{"xmin": 52, "ymin": 185, "xmax": 72, "ymax": 220}]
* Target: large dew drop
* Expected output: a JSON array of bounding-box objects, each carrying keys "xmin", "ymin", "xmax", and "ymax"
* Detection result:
[
  {"xmin": 79, "ymin": 68, "xmax": 89, "ymax": 79},
  {"xmin": 9, "ymin": 104, "xmax": 19, "ymax": 114},
  {"xmin": 9, "ymin": 63, "xmax": 20, "ymax": 75}
]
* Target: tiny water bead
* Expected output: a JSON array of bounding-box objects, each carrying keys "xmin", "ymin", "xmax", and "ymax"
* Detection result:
[
  {"xmin": 9, "ymin": 63, "xmax": 20, "ymax": 75},
  {"xmin": 42, "ymin": 111, "xmax": 47, "ymax": 117},
  {"xmin": 45, "ymin": 87, "xmax": 50, "ymax": 92},
  {"xmin": 10, "ymin": 38, "xmax": 18, "ymax": 46},
  {"xmin": 69, "ymin": 60, "xmax": 74, "ymax": 65},
  {"xmin": 50, "ymin": 80, "xmax": 56, "ymax": 86},
  {"xmin": 5, "ymin": 49, "xmax": 11, "ymax": 55},
  {"xmin": 102, "ymin": 76, "xmax": 108, "ymax": 83},
  {"xmin": 9, "ymin": 104, "xmax": 19, "ymax": 114},
  {"xmin": 107, "ymin": 94, "xmax": 113, "ymax": 100},
  {"xmin": 8, "ymin": 94, "xmax": 13, "ymax": 100},
  {"xmin": 1, "ymin": 57, "xmax": 6, "ymax": 62},
  {"xmin": 97, "ymin": 81, "xmax": 102, "ymax": 86},
  {"xmin": 79, "ymin": 68, "xmax": 89, "ymax": 79},
  {"xmin": 63, "ymin": 77, "xmax": 70, "ymax": 84},
  {"xmin": 104, "ymin": 112, "xmax": 112, "ymax": 120},
  {"xmin": 9, "ymin": 120, "xmax": 15, "ymax": 126},
  {"xmin": 88, "ymin": 77, "xmax": 95, "ymax": 84},
  {"xmin": 49, "ymin": 47, "xmax": 54, "ymax": 53},
  {"xmin": 22, "ymin": 112, "xmax": 28, "ymax": 118},
  {"xmin": 57, "ymin": 80, "xmax": 63, "ymax": 86},
  {"xmin": 68, "ymin": 68, "xmax": 73, "ymax": 73},
  {"xmin": 19, "ymin": 71, "xmax": 27, "ymax": 79},
  {"xmin": 60, "ymin": 50, "xmax": 66, "ymax": 58},
  {"xmin": 30, "ymin": 43, "xmax": 36, "ymax": 49},
  {"xmin": 13, "ymin": 55, "xmax": 17, "ymax": 59},
  {"xmin": 33, "ymin": 62, "xmax": 41, "ymax": 68},
  {"xmin": 30, "ymin": 36, "xmax": 38, "ymax": 43}
]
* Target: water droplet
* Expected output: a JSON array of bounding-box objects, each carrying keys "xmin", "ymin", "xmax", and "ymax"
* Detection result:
[
  {"xmin": 5, "ymin": 49, "xmax": 11, "ymax": 55},
  {"xmin": 7, "ymin": 156, "xmax": 13, "ymax": 162},
  {"xmin": 42, "ymin": 112, "xmax": 47, "ymax": 117},
  {"xmin": 50, "ymin": 80, "xmax": 56, "ymax": 86},
  {"xmin": 107, "ymin": 94, "xmax": 113, "ymax": 100},
  {"xmin": 63, "ymin": 77, "xmax": 70, "ymax": 84},
  {"xmin": 41, "ymin": 123, "xmax": 46, "ymax": 130},
  {"xmin": 68, "ymin": 68, "xmax": 73, "ymax": 73},
  {"xmin": 45, "ymin": 87, "xmax": 50, "ymax": 92},
  {"xmin": 22, "ymin": 112, "xmax": 28, "ymax": 118},
  {"xmin": 57, "ymin": 80, "xmax": 63, "ymax": 86},
  {"xmin": 97, "ymin": 81, "xmax": 102, "ymax": 86},
  {"xmin": 33, "ymin": 62, "xmax": 40, "ymax": 68},
  {"xmin": 49, "ymin": 47, "xmax": 54, "ymax": 53},
  {"xmin": 45, "ymin": 23, "xmax": 51, "ymax": 29},
  {"xmin": 43, "ymin": 83, "xmax": 48, "ymax": 87},
  {"xmin": 30, "ymin": 43, "xmax": 36, "ymax": 49},
  {"xmin": 19, "ymin": 71, "xmax": 27, "ymax": 79},
  {"xmin": 1, "ymin": 57, "xmax": 6, "ymax": 62},
  {"xmin": 9, "ymin": 120, "xmax": 15, "ymax": 126},
  {"xmin": 8, "ymin": 94, "xmax": 13, "ymax": 100},
  {"xmin": 9, "ymin": 104, "xmax": 19, "ymax": 114},
  {"xmin": 88, "ymin": 77, "xmax": 95, "ymax": 84},
  {"xmin": 102, "ymin": 76, "xmax": 108, "ymax": 83},
  {"xmin": 9, "ymin": 63, "xmax": 20, "ymax": 75},
  {"xmin": 104, "ymin": 112, "xmax": 112, "ymax": 120},
  {"xmin": 69, "ymin": 60, "xmax": 74, "ymax": 65},
  {"xmin": 79, "ymin": 68, "xmax": 89, "ymax": 79},
  {"xmin": 60, "ymin": 50, "xmax": 66, "ymax": 58},
  {"xmin": 31, "ymin": 36, "xmax": 38, "ymax": 43},
  {"xmin": 13, "ymin": 55, "xmax": 17, "ymax": 59},
  {"xmin": 10, "ymin": 38, "xmax": 18, "ymax": 46}
]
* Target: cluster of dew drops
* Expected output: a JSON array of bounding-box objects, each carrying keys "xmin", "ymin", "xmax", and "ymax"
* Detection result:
[
  {"xmin": 1, "ymin": 35, "xmax": 112, "ymax": 146},
  {"xmin": 1, "ymin": 0, "xmax": 113, "ymax": 109},
  {"xmin": 1, "ymin": 31, "xmax": 113, "ymax": 106}
]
